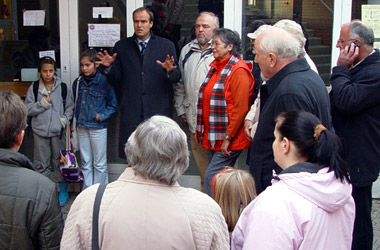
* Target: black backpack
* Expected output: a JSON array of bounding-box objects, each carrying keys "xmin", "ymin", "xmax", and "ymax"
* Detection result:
[{"xmin": 26, "ymin": 81, "xmax": 67, "ymax": 135}]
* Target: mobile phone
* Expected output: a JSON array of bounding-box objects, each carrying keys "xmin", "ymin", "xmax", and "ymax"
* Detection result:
[
  {"xmin": 348, "ymin": 41, "xmax": 360, "ymax": 52},
  {"xmin": 353, "ymin": 41, "xmax": 360, "ymax": 48}
]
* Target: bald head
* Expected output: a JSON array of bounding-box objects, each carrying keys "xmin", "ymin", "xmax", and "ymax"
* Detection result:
[
  {"xmin": 254, "ymin": 27, "xmax": 300, "ymax": 79},
  {"xmin": 256, "ymin": 27, "xmax": 300, "ymax": 60}
]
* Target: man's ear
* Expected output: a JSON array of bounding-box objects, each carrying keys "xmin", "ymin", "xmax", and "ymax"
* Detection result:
[
  {"xmin": 268, "ymin": 52, "xmax": 277, "ymax": 67},
  {"xmin": 15, "ymin": 130, "xmax": 25, "ymax": 148}
]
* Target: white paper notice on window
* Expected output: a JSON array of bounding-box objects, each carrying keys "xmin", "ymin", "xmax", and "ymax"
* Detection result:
[
  {"xmin": 88, "ymin": 23, "xmax": 120, "ymax": 47},
  {"xmin": 93, "ymin": 7, "xmax": 113, "ymax": 18},
  {"xmin": 23, "ymin": 10, "xmax": 45, "ymax": 26},
  {"xmin": 39, "ymin": 50, "xmax": 56, "ymax": 61}
]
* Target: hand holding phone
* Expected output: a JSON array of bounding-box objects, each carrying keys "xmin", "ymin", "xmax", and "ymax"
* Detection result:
[
  {"xmin": 337, "ymin": 41, "xmax": 360, "ymax": 67},
  {"xmin": 348, "ymin": 41, "xmax": 360, "ymax": 52}
]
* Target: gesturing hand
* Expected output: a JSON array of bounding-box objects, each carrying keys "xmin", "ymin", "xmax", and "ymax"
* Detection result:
[
  {"xmin": 97, "ymin": 50, "xmax": 117, "ymax": 67},
  {"xmin": 156, "ymin": 54, "xmax": 177, "ymax": 73}
]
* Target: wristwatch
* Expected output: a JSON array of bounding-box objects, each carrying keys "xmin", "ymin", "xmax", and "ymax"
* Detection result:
[{"xmin": 224, "ymin": 135, "xmax": 232, "ymax": 141}]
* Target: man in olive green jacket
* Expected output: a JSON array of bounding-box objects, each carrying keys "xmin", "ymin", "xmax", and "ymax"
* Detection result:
[{"xmin": 0, "ymin": 90, "xmax": 63, "ymax": 249}]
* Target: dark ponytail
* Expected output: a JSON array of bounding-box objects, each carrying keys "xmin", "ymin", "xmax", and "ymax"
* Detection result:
[{"xmin": 275, "ymin": 111, "xmax": 350, "ymax": 183}]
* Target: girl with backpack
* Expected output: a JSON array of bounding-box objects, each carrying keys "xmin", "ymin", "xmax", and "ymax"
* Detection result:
[{"xmin": 25, "ymin": 56, "xmax": 74, "ymax": 206}]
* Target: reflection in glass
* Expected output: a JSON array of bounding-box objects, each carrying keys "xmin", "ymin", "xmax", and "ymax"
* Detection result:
[{"xmin": 242, "ymin": 0, "xmax": 334, "ymax": 85}]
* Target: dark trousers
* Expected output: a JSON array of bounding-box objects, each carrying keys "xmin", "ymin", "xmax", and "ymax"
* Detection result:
[{"xmin": 352, "ymin": 184, "xmax": 373, "ymax": 250}]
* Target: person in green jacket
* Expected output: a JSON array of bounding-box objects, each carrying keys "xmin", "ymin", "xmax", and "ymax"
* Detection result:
[{"xmin": 0, "ymin": 90, "xmax": 63, "ymax": 249}]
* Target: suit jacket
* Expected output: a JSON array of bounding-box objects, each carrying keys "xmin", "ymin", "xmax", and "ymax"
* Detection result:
[{"xmin": 107, "ymin": 33, "xmax": 181, "ymax": 158}]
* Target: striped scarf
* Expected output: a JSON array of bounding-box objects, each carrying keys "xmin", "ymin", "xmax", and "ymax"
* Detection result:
[{"xmin": 196, "ymin": 54, "xmax": 240, "ymax": 148}]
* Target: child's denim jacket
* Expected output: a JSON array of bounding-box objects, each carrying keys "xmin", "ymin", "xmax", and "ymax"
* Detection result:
[{"xmin": 73, "ymin": 71, "xmax": 117, "ymax": 129}]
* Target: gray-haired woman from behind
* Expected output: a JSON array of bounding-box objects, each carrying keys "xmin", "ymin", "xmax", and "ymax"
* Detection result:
[{"xmin": 61, "ymin": 115, "xmax": 230, "ymax": 249}]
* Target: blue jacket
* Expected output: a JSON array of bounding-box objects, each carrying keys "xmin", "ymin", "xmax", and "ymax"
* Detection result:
[
  {"xmin": 330, "ymin": 49, "xmax": 380, "ymax": 186},
  {"xmin": 73, "ymin": 71, "xmax": 117, "ymax": 129}
]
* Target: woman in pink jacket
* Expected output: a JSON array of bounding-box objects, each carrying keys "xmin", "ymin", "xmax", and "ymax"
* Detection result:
[{"xmin": 231, "ymin": 110, "xmax": 355, "ymax": 250}]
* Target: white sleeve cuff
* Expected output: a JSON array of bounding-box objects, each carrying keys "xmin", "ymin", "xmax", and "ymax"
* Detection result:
[{"xmin": 40, "ymin": 97, "xmax": 51, "ymax": 109}]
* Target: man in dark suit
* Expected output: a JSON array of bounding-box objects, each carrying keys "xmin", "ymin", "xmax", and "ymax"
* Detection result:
[{"xmin": 98, "ymin": 7, "xmax": 181, "ymax": 158}]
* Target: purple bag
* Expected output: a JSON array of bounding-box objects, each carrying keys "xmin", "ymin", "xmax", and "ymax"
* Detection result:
[{"xmin": 60, "ymin": 116, "xmax": 83, "ymax": 183}]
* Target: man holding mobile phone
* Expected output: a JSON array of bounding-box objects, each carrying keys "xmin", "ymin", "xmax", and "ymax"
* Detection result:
[{"xmin": 330, "ymin": 20, "xmax": 380, "ymax": 250}]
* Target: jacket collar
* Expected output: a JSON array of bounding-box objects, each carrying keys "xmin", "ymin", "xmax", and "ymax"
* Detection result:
[
  {"xmin": 190, "ymin": 39, "xmax": 213, "ymax": 53},
  {"xmin": 119, "ymin": 167, "xmax": 181, "ymax": 187},
  {"xmin": 266, "ymin": 57, "xmax": 310, "ymax": 95},
  {"xmin": 350, "ymin": 49, "xmax": 380, "ymax": 74},
  {"xmin": 81, "ymin": 70, "xmax": 101, "ymax": 86},
  {"xmin": 0, "ymin": 148, "xmax": 34, "ymax": 171},
  {"xmin": 133, "ymin": 31, "xmax": 156, "ymax": 44},
  {"xmin": 280, "ymin": 162, "xmax": 326, "ymax": 175}
]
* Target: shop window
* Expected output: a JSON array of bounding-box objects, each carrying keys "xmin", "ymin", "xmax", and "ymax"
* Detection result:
[
  {"xmin": 0, "ymin": 0, "xmax": 60, "ymax": 82},
  {"xmin": 242, "ymin": 0, "xmax": 334, "ymax": 85}
]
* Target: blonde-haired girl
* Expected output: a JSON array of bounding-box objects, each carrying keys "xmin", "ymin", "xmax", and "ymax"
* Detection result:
[{"xmin": 212, "ymin": 168, "xmax": 257, "ymax": 233}]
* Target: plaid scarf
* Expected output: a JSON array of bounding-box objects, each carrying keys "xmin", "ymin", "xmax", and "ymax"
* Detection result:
[{"xmin": 196, "ymin": 54, "xmax": 240, "ymax": 148}]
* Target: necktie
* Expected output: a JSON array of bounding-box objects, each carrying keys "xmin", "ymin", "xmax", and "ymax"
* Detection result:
[{"xmin": 140, "ymin": 42, "xmax": 146, "ymax": 56}]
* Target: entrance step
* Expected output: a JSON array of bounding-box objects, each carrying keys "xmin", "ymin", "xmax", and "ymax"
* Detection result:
[
  {"xmin": 310, "ymin": 54, "xmax": 331, "ymax": 64},
  {"xmin": 308, "ymin": 36, "xmax": 322, "ymax": 46},
  {"xmin": 308, "ymin": 45, "xmax": 331, "ymax": 55}
]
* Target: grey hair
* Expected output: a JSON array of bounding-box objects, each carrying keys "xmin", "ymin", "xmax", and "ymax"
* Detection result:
[
  {"xmin": 257, "ymin": 27, "xmax": 300, "ymax": 60},
  {"xmin": 348, "ymin": 20, "xmax": 374, "ymax": 50},
  {"xmin": 274, "ymin": 19, "xmax": 306, "ymax": 57},
  {"xmin": 0, "ymin": 90, "xmax": 27, "ymax": 148},
  {"xmin": 198, "ymin": 11, "xmax": 220, "ymax": 28},
  {"xmin": 124, "ymin": 115, "xmax": 189, "ymax": 185},
  {"xmin": 213, "ymin": 28, "xmax": 242, "ymax": 55}
]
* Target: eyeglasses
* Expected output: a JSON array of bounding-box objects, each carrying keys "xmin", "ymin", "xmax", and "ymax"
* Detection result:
[
  {"xmin": 337, "ymin": 39, "xmax": 355, "ymax": 44},
  {"xmin": 211, "ymin": 41, "xmax": 225, "ymax": 47}
]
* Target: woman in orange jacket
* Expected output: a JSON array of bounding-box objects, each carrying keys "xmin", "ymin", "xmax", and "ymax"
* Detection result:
[{"xmin": 196, "ymin": 28, "xmax": 254, "ymax": 196}]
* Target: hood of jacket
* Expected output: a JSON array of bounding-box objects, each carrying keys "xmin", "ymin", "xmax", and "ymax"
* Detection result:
[{"xmin": 274, "ymin": 162, "xmax": 352, "ymax": 213}]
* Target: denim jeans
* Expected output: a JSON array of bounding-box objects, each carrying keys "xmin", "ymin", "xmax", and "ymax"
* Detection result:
[
  {"xmin": 204, "ymin": 150, "xmax": 242, "ymax": 196},
  {"xmin": 77, "ymin": 127, "xmax": 108, "ymax": 189}
]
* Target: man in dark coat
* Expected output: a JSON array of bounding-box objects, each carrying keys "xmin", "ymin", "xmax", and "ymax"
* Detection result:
[
  {"xmin": 248, "ymin": 27, "xmax": 332, "ymax": 194},
  {"xmin": 0, "ymin": 90, "xmax": 63, "ymax": 249},
  {"xmin": 98, "ymin": 7, "xmax": 181, "ymax": 158},
  {"xmin": 330, "ymin": 20, "xmax": 380, "ymax": 250}
]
